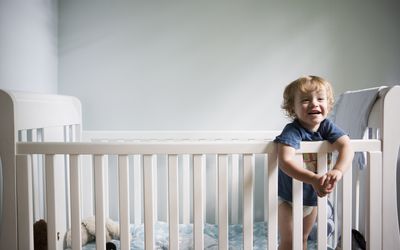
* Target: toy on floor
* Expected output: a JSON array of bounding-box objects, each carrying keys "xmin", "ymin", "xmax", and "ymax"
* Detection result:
[
  {"xmin": 65, "ymin": 216, "xmax": 120, "ymax": 248},
  {"xmin": 34, "ymin": 219, "xmax": 48, "ymax": 250}
]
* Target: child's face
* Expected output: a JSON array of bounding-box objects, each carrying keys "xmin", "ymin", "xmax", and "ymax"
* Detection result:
[{"xmin": 293, "ymin": 87, "xmax": 328, "ymax": 132}]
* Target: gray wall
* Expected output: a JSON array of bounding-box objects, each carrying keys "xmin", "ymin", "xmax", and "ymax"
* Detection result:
[
  {"xmin": 59, "ymin": 1, "xmax": 400, "ymax": 131},
  {"xmin": 0, "ymin": 0, "xmax": 58, "ymax": 93},
  {"xmin": 0, "ymin": 0, "xmax": 57, "ymax": 237}
]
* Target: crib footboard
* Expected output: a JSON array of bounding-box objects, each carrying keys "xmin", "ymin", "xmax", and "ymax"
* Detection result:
[{"xmin": 15, "ymin": 139, "xmax": 382, "ymax": 250}]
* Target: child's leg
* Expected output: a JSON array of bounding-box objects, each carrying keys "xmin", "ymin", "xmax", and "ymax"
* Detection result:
[
  {"xmin": 303, "ymin": 207, "xmax": 317, "ymax": 249},
  {"xmin": 278, "ymin": 201, "xmax": 293, "ymax": 250}
]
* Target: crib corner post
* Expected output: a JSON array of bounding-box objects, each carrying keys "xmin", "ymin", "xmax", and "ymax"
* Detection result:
[
  {"xmin": 367, "ymin": 151, "xmax": 382, "ymax": 250},
  {"xmin": 16, "ymin": 154, "xmax": 34, "ymax": 250}
]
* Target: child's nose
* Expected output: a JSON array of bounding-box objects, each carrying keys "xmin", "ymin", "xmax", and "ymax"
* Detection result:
[{"xmin": 311, "ymin": 99, "xmax": 319, "ymax": 106}]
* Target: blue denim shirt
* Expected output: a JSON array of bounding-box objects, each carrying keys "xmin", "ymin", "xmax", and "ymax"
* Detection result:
[{"xmin": 274, "ymin": 118, "xmax": 345, "ymax": 206}]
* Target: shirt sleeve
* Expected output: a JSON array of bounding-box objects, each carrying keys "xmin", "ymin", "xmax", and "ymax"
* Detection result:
[
  {"xmin": 274, "ymin": 123, "xmax": 302, "ymax": 149},
  {"xmin": 321, "ymin": 119, "xmax": 346, "ymax": 143}
]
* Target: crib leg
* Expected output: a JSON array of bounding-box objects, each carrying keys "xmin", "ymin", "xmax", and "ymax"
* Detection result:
[{"xmin": 16, "ymin": 154, "xmax": 34, "ymax": 249}]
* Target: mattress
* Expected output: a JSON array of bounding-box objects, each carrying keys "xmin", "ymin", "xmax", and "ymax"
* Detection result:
[{"xmin": 69, "ymin": 220, "xmax": 334, "ymax": 250}]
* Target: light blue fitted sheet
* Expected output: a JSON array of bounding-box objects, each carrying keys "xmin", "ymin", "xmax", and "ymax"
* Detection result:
[{"xmin": 73, "ymin": 221, "xmax": 334, "ymax": 250}]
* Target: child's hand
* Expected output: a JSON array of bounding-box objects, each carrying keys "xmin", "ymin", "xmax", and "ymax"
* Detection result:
[
  {"xmin": 324, "ymin": 169, "xmax": 343, "ymax": 192},
  {"xmin": 311, "ymin": 174, "xmax": 331, "ymax": 197}
]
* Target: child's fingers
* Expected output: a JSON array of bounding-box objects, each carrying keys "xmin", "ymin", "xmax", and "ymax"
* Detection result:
[
  {"xmin": 323, "ymin": 176, "xmax": 330, "ymax": 186},
  {"xmin": 325, "ymin": 185, "xmax": 335, "ymax": 193},
  {"xmin": 319, "ymin": 175, "xmax": 327, "ymax": 186}
]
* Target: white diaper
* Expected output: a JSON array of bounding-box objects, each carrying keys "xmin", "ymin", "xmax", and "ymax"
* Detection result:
[{"xmin": 278, "ymin": 197, "xmax": 315, "ymax": 217}]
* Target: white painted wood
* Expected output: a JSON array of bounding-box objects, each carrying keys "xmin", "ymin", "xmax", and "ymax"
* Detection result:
[
  {"xmin": 63, "ymin": 127, "xmax": 71, "ymax": 230},
  {"xmin": 182, "ymin": 154, "xmax": 191, "ymax": 224},
  {"xmin": 16, "ymin": 140, "xmax": 381, "ymax": 154},
  {"xmin": 231, "ymin": 154, "xmax": 240, "ymax": 224},
  {"xmin": 243, "ymin": 154, "xmax": 254, "ymax": 250},
  {"xmin": 0, "ymin": 108, "xmax": 19, "ymax": 250},
  {"xmin": 317, "ymin": 153, "xmax": 328, "ymax": 250},
  {"xmin": 367, "ymin": 151, "xmax": 382, "ymax": 250},
  {"xmin": 152, "ymin": 155, "xmax": 158, "ymax": 223},
  {"xmin": 218, "ymin": 154, "xmax": 229, "ymax": 250},
  {"xmin": 342, "ymin": 163, "xmax": 352, "ymax": 250},
  {"xmin": 381, "ymin": 86, "xmax": 400, "ymax": 250},
  {"xmin": 118, "ymin": 155, "xmax": 130, "ymax": 250},
  {"xmin": 133, "ymin": 155, "xmax": 142, "ymax": 224},
  {"xmin": 45, "ymin": 154, "xmax": 57, "ymax": 250},
  {"xmin": 16, "ymin": 154, "xmax": 34, "ymax": 250},
  {"xmin": 0, "ymin": 89, "xmax": 83, "ymax": 250},
  {"xmin": 69, "ymin": 154, "xmax": 82, "ymax": 250},
  {"xmin": 168, "ymin": 154, "xmax": 179, "ymax": 250},
  {"xmin": 32, "ymin": 149, "xmax": 42, "ymax": 221},
  {"xmin": 213, "ymin": 154, "xmax": 219, "ymax": 224},
  {"xmin": 94, "ymin": 155, "xmax": 106, "ymax": 250},
  {"xmin": 37, "ymin": 129, "xmax": 45, "ymax": 221},
  {"xmin": 43, "ymin": 126, "xmax": 69, "ymax": 249},
  {"xmin": 268, "ymin": 149, "xmax": 279, "ymax": 250},
  {"xmin": 83, "ymin": 130, "xmax": 281, "ymax": 142},
  {"xmin": 159, "ymin": 154, "xmax": 168, "ymax": 222},
  {"xmin": 81, "ymin": 155, "xmax": 94, "ymax": 218},
  {"xmin": 143, "ymin": 154, "xmax": 155, "ymax": 250},
  {"xmin": 16, "ymin": 139, "xmax": 381, "ymax": 155},
  {"xmin": 292, "ymin": 154, "xmax": 303, "ymax": 250},
  {"xmin": 193, "ymin": 154, "xmax": 205, "ymax": 250},
  {"xmin": 12, "ymin": 91, "xmax": 81, "ymax": 131},
  {"xmin": 103, "ymin": 155, "xmax": 110, "ymax": 219},
  {"xmin": 29, "ymin": 129, "xmax": 41, "ymax": 221}
]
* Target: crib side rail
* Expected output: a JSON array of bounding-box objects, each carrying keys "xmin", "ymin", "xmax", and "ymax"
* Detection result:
[{"xmin": 16, "ymin": 139, "xmax": 381, "ymax": 250}]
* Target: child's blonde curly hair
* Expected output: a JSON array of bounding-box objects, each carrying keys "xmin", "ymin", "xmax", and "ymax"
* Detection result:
[{"xmin": 282, "ymin": 75, "xmax": 335, "ymax": 119}]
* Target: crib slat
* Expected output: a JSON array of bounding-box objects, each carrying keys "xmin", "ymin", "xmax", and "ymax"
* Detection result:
[
  {"xmin": 94, "ymin": 155, "xmax": 106, "ymax": 250},
  {"xmin": 182, "ymin": 154, "xmax": 191, "ymax": 224},
  {"xmin": 44, "ymin": 154, "xmax": 58, "ymax": 250},
  {"xmin": 133, "ymin": 155, "xmax": 142, "ymax": 224},
  {"xmin": 243, "ymin": 154, "xmax": 254, "ymax": 249},
  {"xmin": 367, "ymin": 151, "xmax": 382, "ymax": 249},
  {"xmin": 16, "ymin": 154, "xmax": 34, "ymax": 250},
  {"xmin": 81, "ymin": 155, "xmax": 94, "ymax": 218},
  {"xmin": 70, "ymin": 154, "xmax": 82, "ymax": 249},
  {"xmin": 231, "ymin": 154, "xmax": 240, "ymax": 224},
  {"xmin": 292, "ymin": 154, "xmax": 303, "ymax": 250},
  {"xmin": 118, "ymin": 155, "xmax": 130, "ymax": 250},
  {"xmin": 103, "ymin": 155, "xmax": 110, "ymax": 219},
  {"xmin": 168, "ymin": 154, "xmax": 179, "ymax": 250},
  {"xmin": 153, "ymin": 155, "xmax": 158, "ymax": 223},
  {"xmin": 30, "ymin": 129, "xmax": 40, "ymax": 221},
  {"xmin": 267, "ymin": 151, "xmax": 278, "ymax": 250},
  {"xmin": 193, "ymin": 154, "xmax": 205, "ymax": 250},
  {"xmin": 342, "ymin": 163, "xmax": 352, "ymax": 250},
  {"xmin": 143, "ymin": 154, "xmax": 155, "ymax": 250},
  {"xmin": 218, "ymin": 154, "xmax": 229, "ymax": 250},
  {"xmin": 317, "ymin": 153, "xmax": 328, "ymax": 250}
]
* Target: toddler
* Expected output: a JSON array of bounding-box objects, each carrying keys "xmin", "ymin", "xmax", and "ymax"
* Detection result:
[{"xmin": 274, "ymin": 75, "xmax": 354, "ymax": 249}]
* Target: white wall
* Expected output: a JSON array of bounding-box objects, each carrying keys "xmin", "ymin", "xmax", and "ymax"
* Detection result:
[
  {"xmin": 59, "ymin": 1, "xmax": 400, "ymax": 130},
  {"xmin": 0, "ymin": 0, "xmax": 58, "ymax": 93}
]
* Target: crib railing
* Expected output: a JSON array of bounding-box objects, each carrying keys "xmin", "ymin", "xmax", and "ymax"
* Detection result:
[{"xmin": 15, "ymin": 139, "xmax": 381, "ymax": 250}]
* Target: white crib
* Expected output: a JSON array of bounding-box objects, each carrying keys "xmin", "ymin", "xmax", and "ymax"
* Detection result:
[{"xmin": 0, "ymin": 86, "xmax": 399, "ymax": 250}]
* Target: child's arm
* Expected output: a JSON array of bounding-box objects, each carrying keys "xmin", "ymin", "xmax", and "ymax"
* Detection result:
[
  {"xmin": 277, "ymin": 143, "xmax": 330, "ymax": 197},
  {"xmin": 324, "ymin": 135, "xmax": 354, "ymax": 191}
]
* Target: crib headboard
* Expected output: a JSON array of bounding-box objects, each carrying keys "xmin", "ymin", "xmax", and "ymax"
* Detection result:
[
  {"xmin": 0, "ymin": 89, "xmax": 82, "ymax": 250},
  {"xmin": 367, "ymin": 85, "xmax": 400, "ymax": 249}
]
